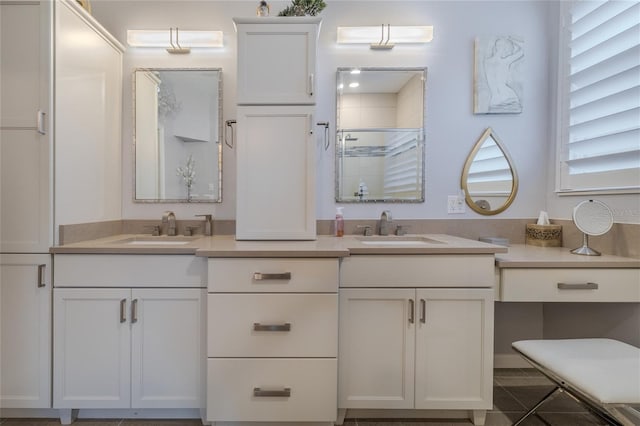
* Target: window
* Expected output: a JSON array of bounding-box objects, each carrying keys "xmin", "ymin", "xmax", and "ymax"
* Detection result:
[{"xmin": 557, "ymin": 0, "xmax": 640, "ymax": 193}]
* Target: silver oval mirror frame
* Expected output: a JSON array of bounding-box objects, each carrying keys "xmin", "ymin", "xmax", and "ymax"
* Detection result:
[
  {"xmin": 133, "ymin": 68, "xmax": 223, "ymax": 203},
  {"xmin": 461, "ymin": 127, "xmax": 518, "ymax": 215},
  {"xmin": 335, "ymin": 67, "xmax": 426, "ymax": 203}
]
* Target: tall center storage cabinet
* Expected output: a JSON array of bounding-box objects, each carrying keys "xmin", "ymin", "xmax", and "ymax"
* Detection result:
[
  {"xmin": 234, "ymin": 17, "xmax": 320, "ymax": 240},
  {"xmin": 0, "ymin": 0, "xmax": 123, "ymax": 412}
]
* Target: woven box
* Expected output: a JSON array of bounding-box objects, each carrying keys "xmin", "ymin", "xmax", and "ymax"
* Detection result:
[{"xmin": 525, "ymin": 224, "xmax": 562, "ymax": 247}]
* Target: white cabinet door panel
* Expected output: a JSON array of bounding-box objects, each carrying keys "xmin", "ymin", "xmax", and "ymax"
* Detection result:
[
  {"xmin": 236, "ymin": 106, "xmax": 315, "ymax": 240},
  {"xmin": 0, "ymin": 254, "xmax": 51, "ymax": 408},
  {"xmin": 338, "ymin": 288, "xmax": 415, "ymax": 409},
  {"xmin": 415, "ymin": 288, "xmax": 493, "ymax": 410},
  {"xmin": 53, "ymin": 288, "xmax": 130, "ymax": 408},
  {"xmin": 0, "ymin": 129, "xmax": 51, "ymax": 253},
  {"xmin": 236, "ymin": 22, "xmax": 317, "ymax": 105},
  {"xmin": 131, "ymin": 288, "xmax": 203, "ymax": 408}
]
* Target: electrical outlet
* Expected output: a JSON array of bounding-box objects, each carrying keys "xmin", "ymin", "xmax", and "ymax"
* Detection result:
[{"xmin": 447, "ymin": 195, "xmax": 466, "ymax": 214}]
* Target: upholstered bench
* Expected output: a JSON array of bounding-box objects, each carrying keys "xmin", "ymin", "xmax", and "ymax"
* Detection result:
[{"xmin": 512, "ymin": 338, "xmax": 640, "ymax": 426}]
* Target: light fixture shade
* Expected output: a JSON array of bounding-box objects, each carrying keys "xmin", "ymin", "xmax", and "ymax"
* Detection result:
[
  {"xmin": 127, "ymin": 30, "xmax": 224, "ymax": 48},
  {"xmin": 337, "ymin": 26, "xmax": 433, "ymax": 44}
]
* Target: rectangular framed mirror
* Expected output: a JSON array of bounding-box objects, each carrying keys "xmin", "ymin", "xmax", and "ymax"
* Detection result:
[
  {"xmin": 133, "ymin": 68, "xmax": 222, "ymax": 203},
  {"xmin": 336, "ymin": 67, "xmax": 426, "ymax": 203}
]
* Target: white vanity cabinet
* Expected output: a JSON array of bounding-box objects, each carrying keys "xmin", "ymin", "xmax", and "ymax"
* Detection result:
[
  {"xmin": 52, "ymin": 255, "xmax": 206, "ymax": 421},
  {"xmin": 0, "ymin": 254, "xmax": 51, "ymax": 408},
  {"xmin": 206, "ymin": 257, "xmax": 339, "ymax": 423},
  {"xmin": 338, "ymin": 255, "xmax": 495, "ymax": 426},
  {"xmin": 235, "ymin": 17, "xmax": 319, "ymax": 105},
  {"xmin": 233, "ymin": 18, "xmax": 320, "ymax": 240}
]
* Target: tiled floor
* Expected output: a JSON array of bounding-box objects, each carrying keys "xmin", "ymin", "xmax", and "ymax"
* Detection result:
[{"xmin": 0, "ymin": 369, "xmax": 623, "ymax": 425}]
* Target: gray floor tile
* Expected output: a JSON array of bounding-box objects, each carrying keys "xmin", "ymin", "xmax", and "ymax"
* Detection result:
[
  {"xmin": 494, "ymin": 368, "xmax": 530, "ymax": 378},
  {"xmin": 537, "ymin": 412, "xmax": 608, "ymax": 425},
  {"xmin": 485, "ymin": 411, "xmax": 546, "ymax": 426},
  {"xmin": 493, "ymin": 384, "xmax": 527, "ymax": 412},
  {"xmin": 69, "ymin": 421, "xmax": 120, "ymax": 426}
]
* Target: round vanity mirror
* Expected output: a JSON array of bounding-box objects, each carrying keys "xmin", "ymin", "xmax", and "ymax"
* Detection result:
[
  {"xmin": 461, "ymin": 127, "xmax": 518, "ymax": 215},
  {"xmin": 571, "ymin": 199, "xmax": 613, "ymax": 256}
]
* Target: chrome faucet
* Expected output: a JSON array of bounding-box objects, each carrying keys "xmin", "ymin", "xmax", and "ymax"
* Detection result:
[
  {"xmin": 162, "ymin": 211, "xmax": 177, "ymax": 236},
  {"xmin": 379, "ymin": 210, "xmax": 392, "ymax": 236}
]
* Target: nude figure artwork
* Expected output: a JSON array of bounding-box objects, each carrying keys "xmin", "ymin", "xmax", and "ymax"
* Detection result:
[{"xmin": 474, "ymin": 35, "xmax": 524, "ymax": 114}]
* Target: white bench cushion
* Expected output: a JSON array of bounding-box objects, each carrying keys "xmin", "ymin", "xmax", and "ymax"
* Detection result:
[{"xmin": 512, "ymin": 338, "xmax": 640, "ymax": 405}]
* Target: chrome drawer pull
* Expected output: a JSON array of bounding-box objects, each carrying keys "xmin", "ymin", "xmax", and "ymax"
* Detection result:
[
  {"xmin": 253, "ymin": 272, "xmax": 292, "ymax": 281},
  {"xmin": 253, "ymin": 322, "xmax": 291, "ymax": 332},
  {"xmin": 420, "ymin": 299, "xmax": 426, "ymax": 324},
  {"xmin": 408, "ymin": 299, "xmax": 415, "ymax": 324},
  {"xmin": 253, "ymin": 387, "xmax": 291, "ymax": 397},
  {"xmin": 557, "ymin": 282, "xmax": 599, "ymax": 290}
]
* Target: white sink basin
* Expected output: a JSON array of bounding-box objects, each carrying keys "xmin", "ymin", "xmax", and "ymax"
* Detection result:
[
  {"xmin": 357, "ymin": 236, "xmax": 445, "ymax": 245},
  {"xmin": 111, "ymin": 236, "xmax": 199, "ymax": 245}
]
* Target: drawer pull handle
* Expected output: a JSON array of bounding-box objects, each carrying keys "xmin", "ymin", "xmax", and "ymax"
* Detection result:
[
  {"xmin": 557, "ymin": 282, "xmax": 599, "ymax": 290},
  {"xmin": 253, "ymin": 387, "xmax": 291, "ymax": 397},
  {"xmin": 119, "ymin": 299, "xmax": 127, "ymax": 323},
  {"xmin": 420, "ymin": 299, "xmax": 426, "ymax": 324},
  {"xmin": 131, "ymin": 299, "xmax": 138, "ymax": 323},
  {"xmin": 253, "ymin": 322, "xmax": 291, "ymax": 332},
  {"xmin": 253, "ymin": 272, "xmax": 292, "ymax": 281},
  {"xmin": 37, "ymin": 264, "xmax": 46, "ymax": 288},
  {"xmin": 408, "ymin": 299, "xmax": 415, "ymax": 324}
]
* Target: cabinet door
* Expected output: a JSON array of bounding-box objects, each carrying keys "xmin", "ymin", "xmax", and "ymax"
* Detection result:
[
  {"xmin": 0, "ymin": 1, "xmax": 48, "ymax": 128},
  {"xmin": 131, "ymin": 288, "xmax": 203, "ymax": 408},
  {"xmin": 236, "ymin": 106, "xmax": 315, "ymax": 240},
  {"xmin": 338, "ymin": 288, "xmax": 415, "ymax": 409},
  {"xmin": 414, "ymin": 288, "xmax": 494, "ymax": 410},
  {"xmin": 53, "ymin": 288, "xmax": 131, "ymax": 409},
  {"xmin": 0, "ymin": 254, "xmax": 51, "ymax": 408},
  {"xmin": 236, "ymin": 22, "xmax": 317, "ymax": 105},
  {"xmin": 0, "ymin": 129, "xmax": 52, "ymax": 252}
]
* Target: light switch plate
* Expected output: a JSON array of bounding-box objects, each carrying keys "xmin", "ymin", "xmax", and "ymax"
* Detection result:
[{"xmin": 448, "ymin": 195, "xmax": 466, "ymax": 214}]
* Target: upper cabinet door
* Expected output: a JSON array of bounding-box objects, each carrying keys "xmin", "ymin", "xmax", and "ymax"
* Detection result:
[
  {"xmin": 0, "ymin": 2, "xmax": 48, "ymax": 128},
  {"xmin": 235, "ymin": 19, "xmax": 319, "ymax": 105}
]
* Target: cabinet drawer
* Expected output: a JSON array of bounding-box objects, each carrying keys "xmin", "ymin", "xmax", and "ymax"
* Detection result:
[
  {"xmin": 208, "ymin": 258, "xmax": 338, "ymax": 292},
  {"xmin": 208, "ymin": 294, "xmax": 337, "ymax": 357},
  {"xmin": 207, "ymin": 358, "xmax": 336, "ymax": 422},
  {"xmin": 54, "ymin": 255, "xmax": 206, "ymax": 288},
  {"xmin": 500, "ymin": 268, "xmax": 640, "ymax": 302},
  {"xmin": 340, "ymin": 255, "xmax": 495, "ymax": 288}
]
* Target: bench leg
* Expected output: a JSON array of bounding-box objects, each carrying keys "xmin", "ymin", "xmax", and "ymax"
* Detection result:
[{"xmin": 513, "ymin": 386, "xmax": 561, "ymax": 426}]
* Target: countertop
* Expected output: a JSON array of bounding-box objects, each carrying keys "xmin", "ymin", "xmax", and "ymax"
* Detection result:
[
  {"xmin": 496, "ymin": 244, "xmax": 640, "ymax": 268},
  {"xmin": 50, "ymin": 234, "xmax": 507, "ymax": 257}
]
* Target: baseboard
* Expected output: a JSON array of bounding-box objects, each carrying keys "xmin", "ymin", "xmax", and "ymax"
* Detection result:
[
  {"xmin": 495, "ymin": 353, "xmax": 531, "ymax": 368},
  {"xmin": 0, "ymin": 408, "xmax": 200, "ymax": 419}
]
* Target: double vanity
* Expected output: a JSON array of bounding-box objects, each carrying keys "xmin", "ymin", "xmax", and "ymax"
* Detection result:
[{"xmin": 49, "ymin": 232, "xmax": 507, "ymax": 426}]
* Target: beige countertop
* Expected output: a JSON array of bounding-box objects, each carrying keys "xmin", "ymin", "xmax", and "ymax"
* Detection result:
[
  {"xmin": 496, "ymin": 244, "xmax": 640, "ymax": 268},
  {"xmin": 50, "ymin": 233, "xmax": 507, "ymax": 257}
]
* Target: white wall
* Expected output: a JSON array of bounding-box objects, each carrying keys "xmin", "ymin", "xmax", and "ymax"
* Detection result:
[{"xmin": 90, "ymin": 0, "xmax": 636, "ymax": 223}]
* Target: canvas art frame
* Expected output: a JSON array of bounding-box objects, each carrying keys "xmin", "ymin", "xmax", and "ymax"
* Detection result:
[{"xmin": 474, "ymin": 35, "xmax": 524, "ymax": 114}]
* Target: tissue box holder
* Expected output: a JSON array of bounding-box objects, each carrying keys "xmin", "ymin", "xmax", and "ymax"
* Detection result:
[{"xmin": 526, "ymin": 224, "xmax": 562, "ymax": 247}]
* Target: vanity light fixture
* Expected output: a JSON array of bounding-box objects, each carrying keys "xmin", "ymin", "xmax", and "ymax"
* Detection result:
[
  {"xmin": 127, "ymin": 28, "xmax": 224, "ymax": 53},
  {"xmin": 337, "ymin": 25, "xmax": 433, "ymax": 50}
]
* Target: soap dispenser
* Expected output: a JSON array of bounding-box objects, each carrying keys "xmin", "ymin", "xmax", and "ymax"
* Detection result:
[
  {"xmin": 335, "ymin": 207, "xmax": 344, "ymax": 237},
  {"xmin": 196, "ymin": 214, "xmax": 214, "ymax": 236}
]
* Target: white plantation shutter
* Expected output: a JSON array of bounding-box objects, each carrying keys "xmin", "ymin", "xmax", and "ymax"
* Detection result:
[{"xmin": 558, "ymin": 0, "xmax": 640, "ymax": 192}]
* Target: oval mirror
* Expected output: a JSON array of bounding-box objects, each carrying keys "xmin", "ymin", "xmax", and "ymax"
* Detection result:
[
  {"xmin": 461, "ymin": 127, "xmax": 518, "ymax": 215},
  {"xmin": 133, "ymin": 68, "xmax": 222, "ymax": 203},
  {"xmin": 335, "ymin": 67, "xmax": 426, "ymax": 203}
]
